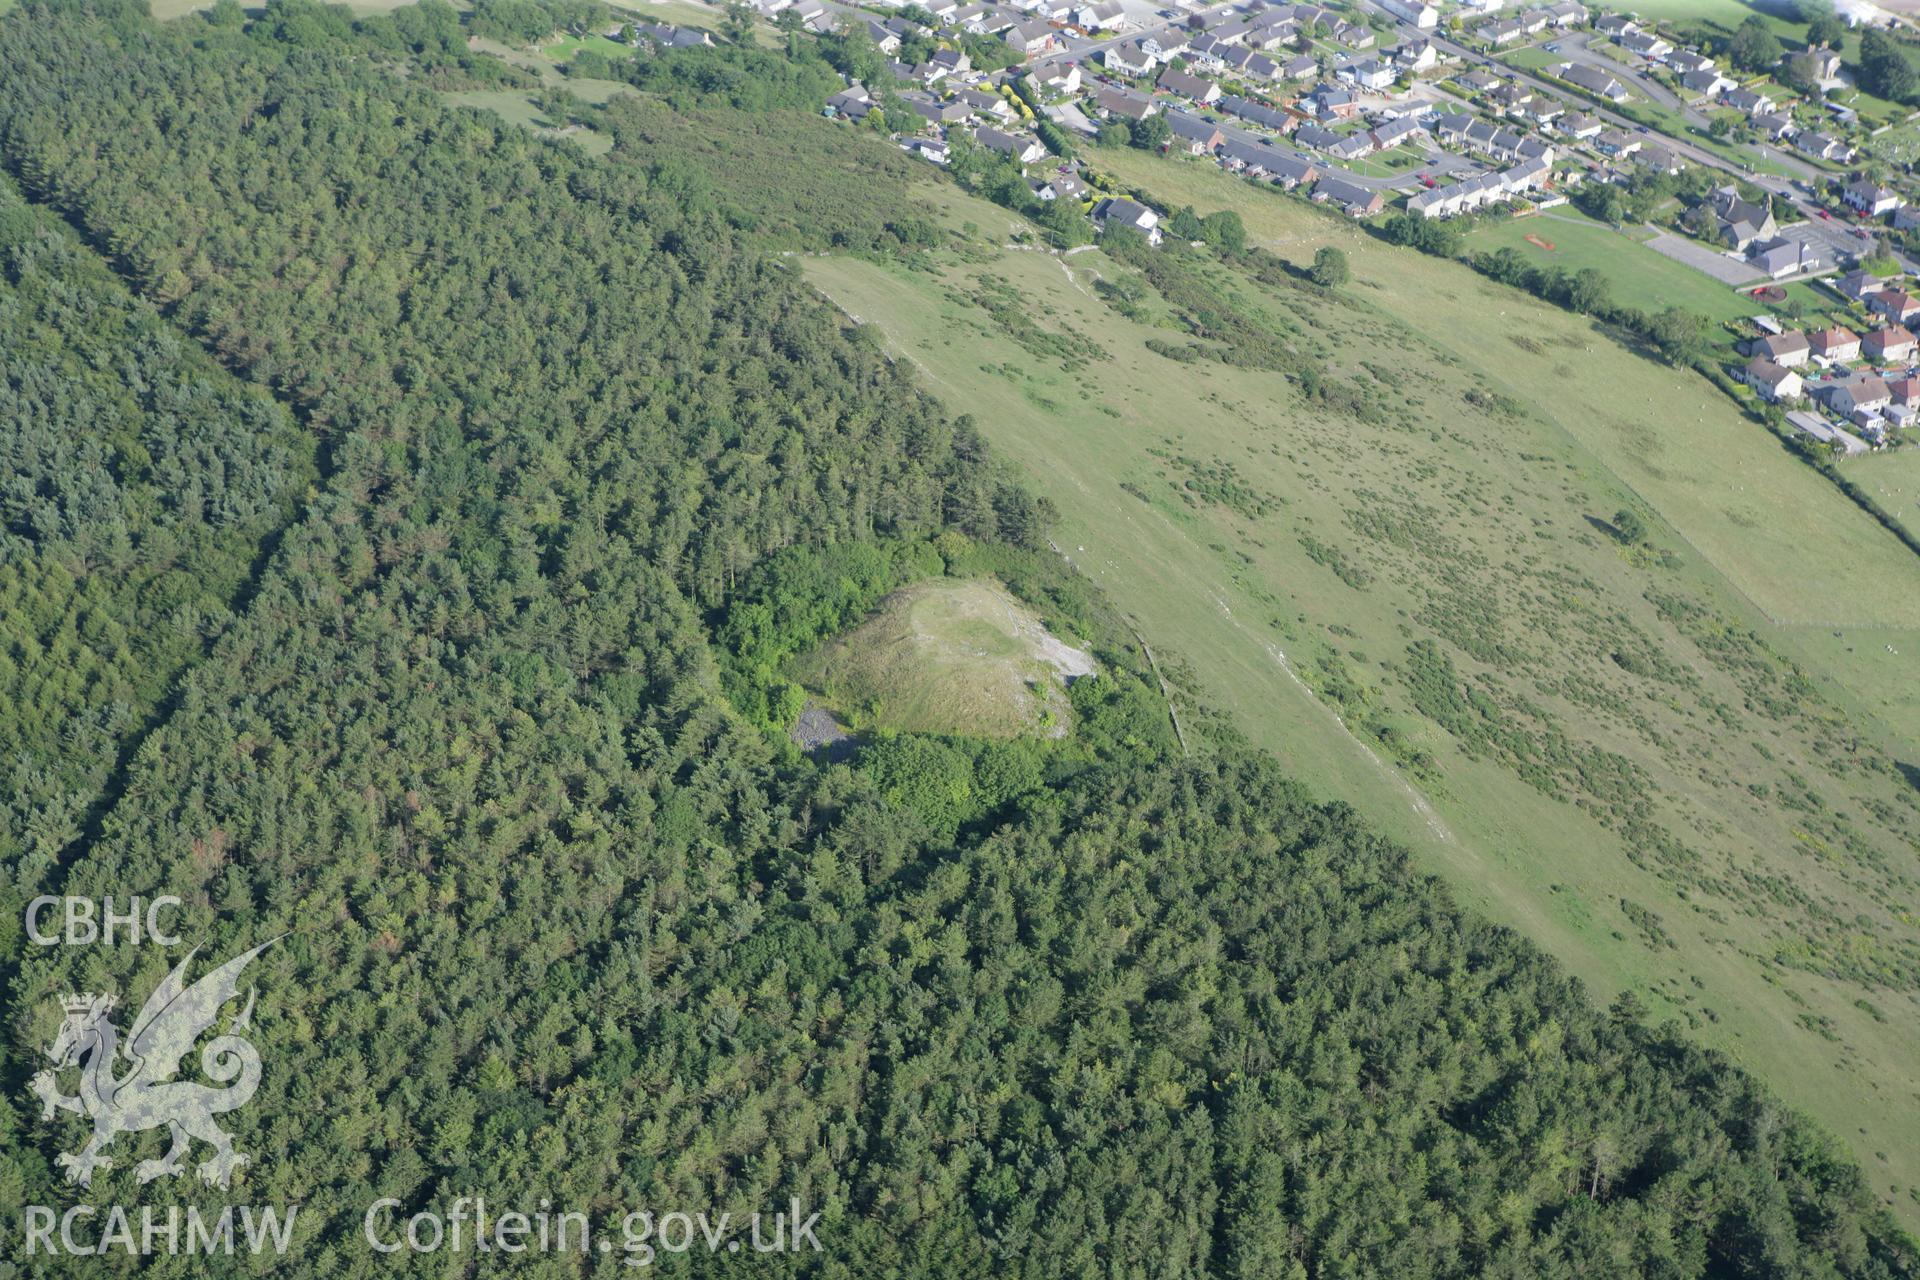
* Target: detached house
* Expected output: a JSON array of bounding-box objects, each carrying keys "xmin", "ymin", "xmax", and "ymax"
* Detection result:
[
  {"xmin": 974, "ymin": 126, "xmax": 1048, "ymax": 164},
  {"xmin": 1557, "ymin": 62, "xmax": 1629, "ymax": 102},
  {"xmin": 1833, "ymin": 268, "xmax": 1881, "ymax": 302},
  {"xmin": 1104, "ymin": 41, "xmax": 1158, "ymax": 75},
  {"xmin": 1370, "ymin": 116, "xmax": 1427, "ymax": 150},
  {"xmin": 1482, "ymin": 17, "xmax": 1525, "ymax": 45},
  {"xmin": 1749, "ymin": 234, "xmax": 1827, "ymax": 279},
  {"xmin": 958, "ymin": 87, "xmax": 1018, "ymax": 121},
  {"xmin": 1559, "ymin": 112, "xmax": 1603, "ymax": 140},
  {"xmin": 1617, "ymin": 30, "xmax": 1672, "ymax": 59},
  {"xmin": 1798, "ymin": 131, "xmax": 1853, "ymax": 162},
  {"xmin": 1377, "ymin": 0, "xmax": 1439, "ymax": 27},
  {"xmin": 1005, "ymin": 20, "xmax": 1059, "ymax": 58},
  {"xmin": 825, "ymin": 84, "xmax": 874, "ymax": 119},
  {"xmin": 1680, "ymin": 68, "xmax": 1734, "ymax": 99},
  {"xmin": 1029, "ymin": 169, "xmax": 1087, "ymax": 200},
  {"xmin": 1093, "ymin": 197, "xmax": 1163, "ymax": 244},
  {"xmin": 633, "ymin": 21, "xmax": 713, "ymax": 48},
  {"xmin": 1804, "ymin": 47, "xmax": 1843, "ymax": 80},
  {"xmin": 1337, "ymin": 58, "xmax": 1398, "ymax": 91},
  {"xmin": 1307, "ymin": 84, "xmax": 1361, "ymax": 119},
  {"xmin": 1394, "ymin": 40, "xmax": 1439, "ymax": 72},
  {"xmin": 1034, "ymin": 61, "xmax": 1081, "ymax": 94}
]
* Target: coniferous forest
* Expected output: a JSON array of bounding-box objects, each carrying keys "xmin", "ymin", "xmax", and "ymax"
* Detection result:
[{"xmin": 0, "ymin": 1, "xmax": 1914, "ymax": 1276}]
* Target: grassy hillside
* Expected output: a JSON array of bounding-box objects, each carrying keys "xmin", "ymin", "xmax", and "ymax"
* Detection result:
[
  {"xmin": 789, "ymin": 577, "xmax": 1093, "ymax": 738},
  {"xmin": 1848, "ymin": 448, "xmax": 1920, "ymax": 549},
  {"xmin": 805, "ymin": 170, "xmax": 1920, "ymax": 1226}
]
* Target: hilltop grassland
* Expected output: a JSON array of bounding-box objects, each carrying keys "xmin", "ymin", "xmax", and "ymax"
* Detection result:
[
  {"xmin": 788, "ymin": 577, "xmax": 1094, "ymax": 738},
  {"xmin": 1095, "ymin": 149, "xmax": 1920, "ymax": 637},
  {"xmin": 804, "ymin": 173, "xmax": 1920, "ymax": 1225}
]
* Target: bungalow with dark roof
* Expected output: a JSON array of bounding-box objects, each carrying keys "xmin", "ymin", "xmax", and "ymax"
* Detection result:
[
  {"xmin": 1167, "ymin": 112, "xmax": 1226, "ymax": 153},
  {"xmin": 1556, "ymin": 62, "xmax": 1629, "ymax": 102},
  {"xmin": 1157, "ymin": 66, "xmax": 1223, "ymax": 104},
  {"xmin": 1093, "ymin": 197, "xmax": 1164, "ymax": 244},
  {"xmin": 1312, "ymin": 174, "xmax": 1385, "ymax": 217},
  {"xmin": 1095, "ymin": 88, "xmax": 1157, "ymax": 120},
  {"xmin": 974, "ymin": 126, "xmax": 1048, "ymax": 164}
]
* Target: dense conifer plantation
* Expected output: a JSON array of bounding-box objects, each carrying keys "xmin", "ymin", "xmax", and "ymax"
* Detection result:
[{"xmin": 0, "ymin": 2, "xmax": 1912, "ymax": 1275}]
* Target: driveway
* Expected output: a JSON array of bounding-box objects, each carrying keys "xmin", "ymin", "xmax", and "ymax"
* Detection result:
[
  {"xmin": 1553, "ymin": 31, "xmax": 1703, "ymax": 125},
  {"xmin": 1642, "ymin": 228, "xmax": 1765, "ymax": 285}
]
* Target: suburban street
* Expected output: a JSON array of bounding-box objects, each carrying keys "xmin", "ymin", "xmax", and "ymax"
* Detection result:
[
  {"xmin": 1053, "ymin": 0, "xmax": 1846, "ymax": 213},
  {"xmin": 1378, "ymin": 6, "xmax": 1827, "ymax": 191},
  {"xmin": 1121, "ymin": 90, "xmax": 1480, "ymax": 191}
]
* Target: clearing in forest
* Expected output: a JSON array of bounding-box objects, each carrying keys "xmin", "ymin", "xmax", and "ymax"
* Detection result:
[{"xmin": 790, "ymin": 578, "xmax": 1093, "ymax": 740}]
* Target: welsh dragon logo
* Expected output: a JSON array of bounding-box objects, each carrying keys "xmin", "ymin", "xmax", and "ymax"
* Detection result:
[{"xmin": 30, "ymin": 939, "xmax": 277, "ymax": 1190}]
